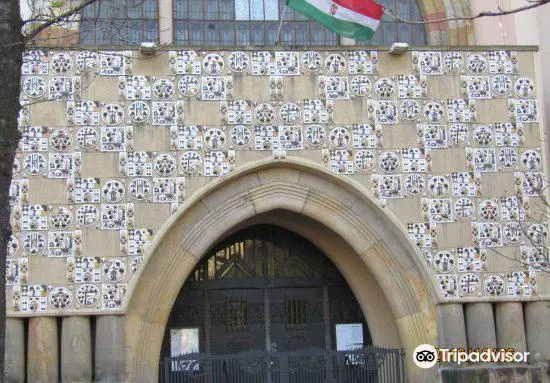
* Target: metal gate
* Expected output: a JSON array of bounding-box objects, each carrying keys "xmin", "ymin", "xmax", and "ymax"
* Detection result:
[{"xmin": 159, "ymin": 346, "xmax": 405, "ymax": 383}]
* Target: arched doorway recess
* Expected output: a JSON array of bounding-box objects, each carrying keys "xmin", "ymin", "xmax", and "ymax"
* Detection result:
[{"xmin": 125, "ymin": 158, "xmax": 439, "ymax": 382}]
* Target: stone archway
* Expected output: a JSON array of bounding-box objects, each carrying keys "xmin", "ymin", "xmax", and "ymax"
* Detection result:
[{"xmin": 124, "ymin": 158, "xmax": 440, "ymax": 382}]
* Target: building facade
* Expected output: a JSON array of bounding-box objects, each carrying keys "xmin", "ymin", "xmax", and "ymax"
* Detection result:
[{"xmin": 7, "ymin": 0, "xmax": 550, "ymax": 382}]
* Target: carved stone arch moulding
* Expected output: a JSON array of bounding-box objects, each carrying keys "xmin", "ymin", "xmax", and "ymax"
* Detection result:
[
  {"xmin": 418, "ymin": 0, "xmax": 475, "ymax": 45},
  {"xmin": 125, "ymin": 157, "xmax": 438, "ymax": 383}
]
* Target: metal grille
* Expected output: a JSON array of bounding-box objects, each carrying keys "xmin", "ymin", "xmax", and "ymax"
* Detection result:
[
  {"xmin": 227, "ymin": 299, "xmax": 248, "ymax": 329},
  {"xmin": 285, "ymin": 299, "xmax": 307, "ymax": 327},
  {"xmin": 80, "ymin": 0, "xmax": 159, "ymax": 45},
  {"xmin": 160, "ymin": 347, "xmax": 405, "ymax": 383}
]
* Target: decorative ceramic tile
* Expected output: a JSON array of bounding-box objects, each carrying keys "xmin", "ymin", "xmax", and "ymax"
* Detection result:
[
  {"xmin": 229, "ymin": 125, "xmax": 252, "ymax": 147},
  {"xmin": 304, "ymin": 125, "xmax": 326, "ymax": 146},
  {"xmin": 368, "ymin": 100, "xmax": 398, "ymax": 124},
  {"xmin": 76, "ymin": 51, "xmax": 98, "ymax": 72},
  {"xmin": 417, "ymin": 124, "xmax": 447, "ymax": 149},
  {"xmin": 119, "ymin": 75, "xmax": 151, "ymax": 100},
  {"xmin": 100, "ymin": 204, "xmax": 127, "ymax": 230},
  {"xmin": 48, "ymin": 231, "xmax": 75, "ymax": 257},
  {"xmin": 423, "ymin": 102, "xmax": 445, "ymax": 123},
  {"xmin": 447, "ymin": 99, "xmax": 476, "ymax": 123},
  {"xmin": 491, "ymin": 75, "xmax": 512, "ymax": 96},
  {"xmin": 202, "ymin": 53, "xmax": 225, "ymax": 75},
  {"xmin": 351, "ymin": 124, "xmax": 381, "ymax": 149},
  {"xmin": 397, "ymin": 75, "xmax": 426, "ymax": 99},
  {"xmin": 100, "ymin": 51, "xmax": 131, "ymax": 76},
  {"xmin": 19, "ymin": 285, "xmax": 47, "ymax": 312},
  {"xmin": 22, "ymin": 50, "xmax": 49, "ymax": 75},
  {"xmin": 454, "ymin": 198, "xmax": 475, "ymax": 221},
  {"xmin": 350, "ymin": 76, "xmax": 371, "ymax": 97},
  {"xmin": 48, "ymin": 286, "xmax": 72, "ymax": 309},
  {"xmin": 303, "ymin": 100, "xmax": 333, "ymax": 124},
  {"xmin": 128, "ymin": 100, "xmax": 151, "ymax": 123},
  {"xmin": 22, "ymin": 232, "xmax": 47, "ymax": 255},
  {"xmin": 48, "ymin": 153, "xmax": 74, "ymax": 178},
  {"xmin": 152, "ymin": 178, "xmax": 180, "ymax": 203},
  {"xmin": 301, "ymin": 51, "xmax": 322, "ymax": 72},
  {"xmin": 325, "ymin": 53, "xmax": 346, "ymax": 74},
  {"xmin": 22, "ymin": 76, "xmax": 46, "ymax": 99},
  {"xmin": 279, "ymin": 103, "xmax": 301, "ymax": 125},
  {"xmin": 497, "ymin": 147, "xmax": 518, "ymax": 168},
  {"xmin": 320, "ymin": 76, "xmax": 350, "ymax": 100},
  {"xmin": 7, "ymin": 235, "xmax": 18, "ymax": 258},
  {"xmin": 221, "ymin": 100, "xmax": 252, "ymax": 125},
  {"xmin": 428, "ymin": 175, "xmax": 450, "ymax": 197},
  {"xmin": 508, "ymin": 99, "xmax": 538, "ymax": 123},
  {"xmin": 467, "ymin": 148, "xmax": 496, "ymax": 172},
  {"xmin": 462, "ymin": 76, "xmax": 491, "ymax": 99},
  {"xmin": 75, "ymin": 204, "xmax": 99, "ymax": 227},
  {"xmin": 169, "ymin": 51, "xmax": 201, "ymax": 75},
  {"xmin": 404, "ymin": 173, "xmax": 425, "ymax": 195},
  {"xmin": 102, "ymin": 283, "xmax": 127, "ymax": 309},
  {"xmin": 467, "ymin": 53, "xmax": 488, "ymax": 74},
  {"xmin": 402, "ymin": 148, "xmax": 430, "ymax": 173},
  {"xmin": 372, "ymin": 174, "xmax": 402, "ymax": 199},
  {"xmin": 21, "ymin": 205, "xmax": 47, "ymax": 231},
  {"xmin": 458, "ymin": 273, "xmax": 481, "ymax": 296},
  {"xmin": 203, "ymin": 151, "xmax": 234, "ymax": 177},
  {"xmin": 348, "ymin": 51, "xmax": 377, "ymax": 74},
  {"xmin": 328, "ymin": 126, "xmax": 351, "ymax": 149},
  {"xmin": 251, "ymin": 51, "xmax": 273, "ymax": 75},
  {"xmin": 422, "ymin": 198, "xmax": 453, "ymax": 223},
  {"xmin": 520, "ymin": 247, "xmax": 549, "ymax": 271},
  {"xmin": 494, "ymin": 122, "xmax": 523, "ymax": 147},
  {"xmin": 507, "ymin": 271, "xmax": 535, "ymax": 296},
  {"xmin": 254, "ymin": 103, "xmax": 276, "ymax": 124},
  {"xmin": 500, "ymin": 196, "xmax": 528, "ymax": 221},
  {"xmin": 48, "ymin": 76, "xmax": 80, "ymax": 101},
  {"xmin": 328, "ymin": 150, "xmax": 354, "ymax": 175},
  {"xmin": 180, "ymin": 152, "xmax": 202, "ymax": 174},
  {"xmin": 67, "ymin": 101, "xmax": 100, "ymax": 126},
  {"xmin": 50, "ymin": 52, "xmax": 73, "ymax": 75},
  {"xmin": 399, "ymin": 99, "xmax": 420, "ymax": 120},
  {"xmin": 274, "ymin": 52, "xmax": 300, "ymax": 75},
  {"xmin": 515, "ymin": 172, "xmax": 545, "ymax": 197},
  {"xmin": 73, "ymin": 177, "xmax": 101, "ymax": 203},
  {"xmin": 228, "ymin": 51, "xmax": 249, "ymax": 72},
  {"xmin": 413, "ymin": 52, "xmax": 443, "ymax": 75},
  {"xmin": 76, "ymin": 284, "xmax": 100, "ymax": 308},
  {"xmin": 484, "ymin": 275, "xmax": 505, "ymax": 296},
  {"xmin": 152, "ymin": 79, "xmax": 175, "ymax": 100},
  {"xmin": 407, "ymin": 223, "xmax": 436, "ymax": 248},
  {"xmin": 502, "ymin": 221, "xmax": 524, "ymax": 244},
  {"xmin": 437, "ymin": 274, "xmax": 457, "ymax": 299},
  {"xmin": 489, "ymin": 50, "xmax": 517, "ymax": 74},
  {"xmin": 452, "ymin": 172, "xmax": 481, "ymax": 197},
  {"xmin": 457, "ymin": 247, "xmax": 486, "ymax": 272},
  {"xmin": 478, "ymin": 199, "xmax": 499, "ymax": 221},
  {"xmin": 520, "ymin": 149, "xmax": 542, "ymax": 171},
  {"xmin": 152, "ymin": 102, "xmax": 179, "ymax": 125},
  {"xmin": 472, "ymin": 222, "xmax": 502, "ymax": 248},
  {"xmin": 514, "ymin": 78, "xmax": 535, "ymax": 98},
  {"xmin": 268, "ymin": 76, "xmax": 283, "ymax": 99},
  {"xmin": 354, "ymin": 150, "xmax": 375, "ymax": 172},
  {"xmin": 443, "ymin": 52, "xmax": 464, "ymax": 73}
]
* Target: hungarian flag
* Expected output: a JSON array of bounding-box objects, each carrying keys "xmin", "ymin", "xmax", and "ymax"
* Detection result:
[{"xmin": 287, "ymin": 0, "xmax": 385, "ymax": 41}]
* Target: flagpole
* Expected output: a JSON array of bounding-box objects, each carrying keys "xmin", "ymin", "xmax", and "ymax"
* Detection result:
[{"xmin": 275, "ymin": 4, "xmax": 288, "ymax": 45}]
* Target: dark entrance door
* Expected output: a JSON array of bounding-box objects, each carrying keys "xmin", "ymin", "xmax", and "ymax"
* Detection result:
[{"xmin": 161, "ymin": 225, "xmax": 374, "ymax": 379}]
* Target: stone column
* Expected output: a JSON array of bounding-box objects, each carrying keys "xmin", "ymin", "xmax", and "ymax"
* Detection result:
[
  {"xmin": 436, "ymin": 303, "xmax": 467, "ymax": 349},
  {"xmin": 5, "ymin": 318, "xmax": 25, "ymax": 383},
  {"xmin": 61, "ymin": 316, "xmax": 92, "ymax": 382},
  {"xmin": 495, "ymin": 302, "xmax": 527, "ymax": 352},
  {"xmin": 95, "ymin": 315, "xmax": 126, "ymax": 382},
  {"xmin": 27, "ymin": 317, "xmax": 58, "ymax": 383},
  {"xmin": 525, "ymin": 301, "xmax": 550, "ymax": 364},
  {"xmin": 158, "ymin": 0, "xmax": 173, "ymax": 45},
  {"xmin": 464, "ymin": 303, "xmax": 496, "ymax": 350}
]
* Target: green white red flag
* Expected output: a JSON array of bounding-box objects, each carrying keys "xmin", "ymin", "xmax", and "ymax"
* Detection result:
[{"xmin": 287, "ymin": 0, "xmax": 385, "ymax": 41}]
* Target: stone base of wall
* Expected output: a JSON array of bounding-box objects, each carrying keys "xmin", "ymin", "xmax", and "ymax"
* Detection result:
[{"xmin": 439, "ymin": 364, "xmax": 550, "ymax": 383}]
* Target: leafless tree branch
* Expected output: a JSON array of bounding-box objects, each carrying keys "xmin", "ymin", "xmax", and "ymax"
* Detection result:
[{"xmin": 384, "ymin": 0, "xmax": 550, "ymax": 25}]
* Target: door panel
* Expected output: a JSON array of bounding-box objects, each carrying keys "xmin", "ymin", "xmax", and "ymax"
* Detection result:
[
  {"xmin": 209, "ymin": 289, "xmax": 265, "ymax": 354},
  {"xmin": 269, "ymin": 287, "xmax": 325, "ymax": 352}
]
